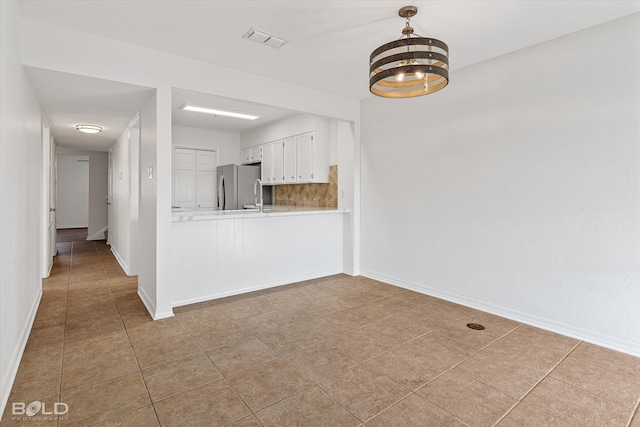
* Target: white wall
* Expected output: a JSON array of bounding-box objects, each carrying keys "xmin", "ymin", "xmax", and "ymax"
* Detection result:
[
  {"xmin": 129, "ymin": 120, "xmax": 140, "ymax": 274},
  {"xmin": 138, "ymin": 91, "xmax": 162, "ymax": 316},
  {"xmin": 55, "ymin": 154, "xmax": 89, "ymax": 228},
  {"xmin": 109, "ymin": 118, "xmax": 140, "ymax": 275},
  {"xmin": 172, "ymin": 125, "xmax": 240, "ymax": 166},
  {"xmin": 88, "ymin": 151, "xmax": 108, "ymax": 240},
  {"xmin": 337, "ymin": 120, "xmax": 358, "ymax": 275},
  {"xmin": 110, "ymin": 130, "xmax": 131, "ymax": 272},
  {"xmin": 0, "ymin": 0, "xmax": 44, "ymax": 416},
  {"xmin": 361, "ymin": 14, "xmax": 640, "ymax": 356}
]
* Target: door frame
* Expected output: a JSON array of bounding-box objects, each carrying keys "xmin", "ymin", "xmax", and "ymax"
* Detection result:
[{"xmin": 41, "ymin": 116, "xmax": 56, "ymax": 278}]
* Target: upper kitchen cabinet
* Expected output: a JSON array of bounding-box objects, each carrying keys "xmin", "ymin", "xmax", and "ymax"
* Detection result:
[
  {"xmin": 296, "ymin": 131, "xmax": 329, "ymax": 183},
  {"xmin": 240, "ymin": 114, "xmax": 331, "ymax": 184},
  {"xmin": 270, "ymin": 138, "xmax": 296, "ymax": 184},
  {"xmin": 261, "ymin": 142, "xmax": 274, "ymax": 184},
  {"xmin": 240, "ymin": 148, "xmax": 251, "ymax": 164},
  {"xmin": 272, "ymin": 141, "xmax": 284, "ymax": 184},
  {"xmin": 283, "ymin": 137, "xmax": 297, "ymax": 183},
  {"xmin": 268, "ymin": 131, "xmax": 328, "ymax": 184},
  {"xmin": 240, "ymin": 146, "xmax": 263, "ymax": 165}
]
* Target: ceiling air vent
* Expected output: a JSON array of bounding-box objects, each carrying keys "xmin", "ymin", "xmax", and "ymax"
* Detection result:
[{"xmin": 242, "ymin": 27, "xmax": 287, "ymax": 49}]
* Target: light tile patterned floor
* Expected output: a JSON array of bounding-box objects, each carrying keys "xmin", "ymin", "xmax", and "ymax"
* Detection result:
[{"xmin": 3, "ymin": 229, "xmax": 640, "ymax": 426}]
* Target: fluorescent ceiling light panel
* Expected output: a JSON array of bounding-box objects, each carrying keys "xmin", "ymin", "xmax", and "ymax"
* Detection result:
[
  {"xmin": 180, "ymin": 103, "xmax": 259, "ymax": 120},
  {"xmin": 243, "ymin": 27, "xmax": 288, "ymax": 49}
]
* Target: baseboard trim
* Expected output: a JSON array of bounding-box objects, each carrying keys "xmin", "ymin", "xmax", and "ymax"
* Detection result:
[
  {"xmin": 172, "ymin": 269, "xmax": 343, "ymax": 308},
  {"xmin": 45, "ymin": 258, "xmax": 53, "ymax": 278},
  {"xmin": 110, "ymin": 247, "xmax": 131, "ymax": 276},
  {"xmin": 361, "ymin": 270, "xmax": 640, "ymax": 358},
  {"xmin": 86, "ymin": 226, "xmax": 107, "ymax": 241},
  {"xmin": 138, "ymin": 286, "xmax": 174, "ymax": 320},
  {"xmin": 342, "ymin": 268, "xmax": 357, "ymax": 277},
  {"xmin": 0, "ymin": 290, "xmax": 42, "ymax": 417}
]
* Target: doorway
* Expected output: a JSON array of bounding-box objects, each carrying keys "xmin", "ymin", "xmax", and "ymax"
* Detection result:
[{"xmin": 56, "ymin": 155, "xmax": 90, "ymax": 229}]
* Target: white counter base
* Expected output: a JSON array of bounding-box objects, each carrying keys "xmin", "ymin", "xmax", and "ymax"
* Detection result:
[{"xmin": 170, "ymin": 210, "xmax": 345, "ymax": 307}]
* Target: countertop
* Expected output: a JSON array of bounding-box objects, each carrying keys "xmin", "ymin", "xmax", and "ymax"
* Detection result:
[{"xmin": 172, "ymin": 205, "xmax": 347, "ymax": 222}]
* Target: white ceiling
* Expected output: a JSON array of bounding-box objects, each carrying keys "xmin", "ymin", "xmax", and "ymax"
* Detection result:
[
  {"xmin": 172, "ymin": 89, "xmax": 296, "ymax": 134},
  {"xmin": 18, "ymin": 1, "xmax": 640, "ymax": 151},
  {"xmin": 24, "ymin": 67, "xmax": 155, "ymax": 152}
]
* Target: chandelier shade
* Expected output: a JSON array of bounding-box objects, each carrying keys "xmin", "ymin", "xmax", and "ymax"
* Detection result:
[{"xmin": 369, "ymin": 6, "xmax": 449, "ymax": 98}]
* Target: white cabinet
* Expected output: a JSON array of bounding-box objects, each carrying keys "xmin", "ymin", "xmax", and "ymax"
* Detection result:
[
  {"xmin": 297, "ymin": 133, "xmax": 313, "ymax": 183},
  {"xmin": 173, "ymin": 148, "xmax": 217, "ymax": 210},
  {"xmin": 271, "ymin": 138, "xmax": 296, "ymax": 184},
  {"xmin": 170, "ymin": 212, "xmax": 344, "ymax": 306},
  {"xmin": 283, "ymin": 137, "xmax": 297, "ymax": 183},
  {"xmin": 240, "ymin": 148, "xmax": 251, "ymax": 164},
  {"xmin": 267, "ymin": 138, "xmax": 297, "ymax": 184},
  {"xmin": 251, "ymin": 146, "xmax": 262, "ymax": 163},
  {"xmin": 298, "ymin": 132, "xmax": 329, "ymax": 183},
  {"xmin": 261, "ymin": 143, "xmax": 274, "ymax": 184},
  {"xmin": 241, "ymin": 146, "xmax": 263, "ymax": 164},
  {"xmin": 260, "ymin": 131, "xmax": 330, "ymax": 185},
  {"xmin": 272, "ymin": 141, "xmax": 285, "ymax": 184}
]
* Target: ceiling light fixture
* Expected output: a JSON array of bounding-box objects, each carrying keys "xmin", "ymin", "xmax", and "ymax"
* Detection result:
[
  {"xmin": 75, "ymin": 124, "xmax": 103, "ymax": 134},
  {"xmin": 179, "ymin": 103, "xmax": 259, "ymax": 120},
  {"xmin": 242, "ymin": 27, "xmax": 287, "ymax": 49},
  {"xmin": 369, "ymin": 5, "xmax": 449, "ymax": 98}
]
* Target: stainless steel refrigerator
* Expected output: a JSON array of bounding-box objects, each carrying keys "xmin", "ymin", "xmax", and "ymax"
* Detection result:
[{"xmin": 216, "ymin": 164, "xmax": 260, "ymax": 210}]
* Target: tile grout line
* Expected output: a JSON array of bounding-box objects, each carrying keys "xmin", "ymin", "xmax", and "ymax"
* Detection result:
[
  {"xmin": 56, "ymin": 240, "xmax": 73, "ymax": 427},
  {"xmin": 96, "ymin": 241, "xmax": 164, "ymax": 427},
  {"xmin": 490, "ymin": 339, "xmax": 583, "ymax": 427},
  {"xmin": 173, "ymin": 309, "xmax": 262, "ymax": 425},
  {"xmin": 369, "ymin": 324, "xmax": 526, "ymax": 427},
  {"xmin": 207, "ymin": 296, "xmax": 507, "ymax": 425},
  {"xmin": 626, "ymin": 395, "xmax": 640, "ymax": 427},
  {"xmin": 415, "ymin": 323, "xmax": 526, "ymax": 392}
]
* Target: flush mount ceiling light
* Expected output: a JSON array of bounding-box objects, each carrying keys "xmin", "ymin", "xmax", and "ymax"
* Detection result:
[
  {"xmin": 75, "ymin": 124, "xmax": 103, "ymax": 134},
  {"xmin": 242, "ymin": 27, "xmax": 287, "ymax": 49},
  {"xmin": 369, "ymin": 5, "xmax": 449, "ymax": 98},
  {"xmin": 179, "ymin": 103, "xmax": 259, "ymax": 120}
]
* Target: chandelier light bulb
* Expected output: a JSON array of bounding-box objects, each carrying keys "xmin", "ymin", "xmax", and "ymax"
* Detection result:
[{"xmin": 395, "ymin": 73, "xmax": 405, "ymax": 82}]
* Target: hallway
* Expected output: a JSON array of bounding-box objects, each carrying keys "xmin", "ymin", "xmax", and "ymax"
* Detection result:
[{"xmin": 3, "ymin": 230, "xmax": 640, "ymax": 426}]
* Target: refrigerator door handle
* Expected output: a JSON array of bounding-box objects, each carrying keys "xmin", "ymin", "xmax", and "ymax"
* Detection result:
[{"xmin": 218, "ymin": 175, "xmax": 225, "ymax": 210}]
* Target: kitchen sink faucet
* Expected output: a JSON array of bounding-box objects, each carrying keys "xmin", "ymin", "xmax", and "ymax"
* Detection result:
[{"xmin": 254, "ymin": 178, "xmax": 263, "ymax": 212}]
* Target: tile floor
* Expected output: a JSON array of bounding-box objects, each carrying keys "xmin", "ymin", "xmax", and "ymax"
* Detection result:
[{"xmin": 3, "ymin": 229, "xmax": 640, "ymax": 426}]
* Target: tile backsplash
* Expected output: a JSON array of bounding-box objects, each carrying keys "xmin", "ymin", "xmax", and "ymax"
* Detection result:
[{"xmin": 274, "ymin": 165, "xmax": 337, "ymax": 208}]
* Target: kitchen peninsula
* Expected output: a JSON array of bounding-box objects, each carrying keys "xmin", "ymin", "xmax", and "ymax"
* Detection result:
[{"xmin": 170, "ymin": 205, "xmax": 347, "ymax": 307}]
